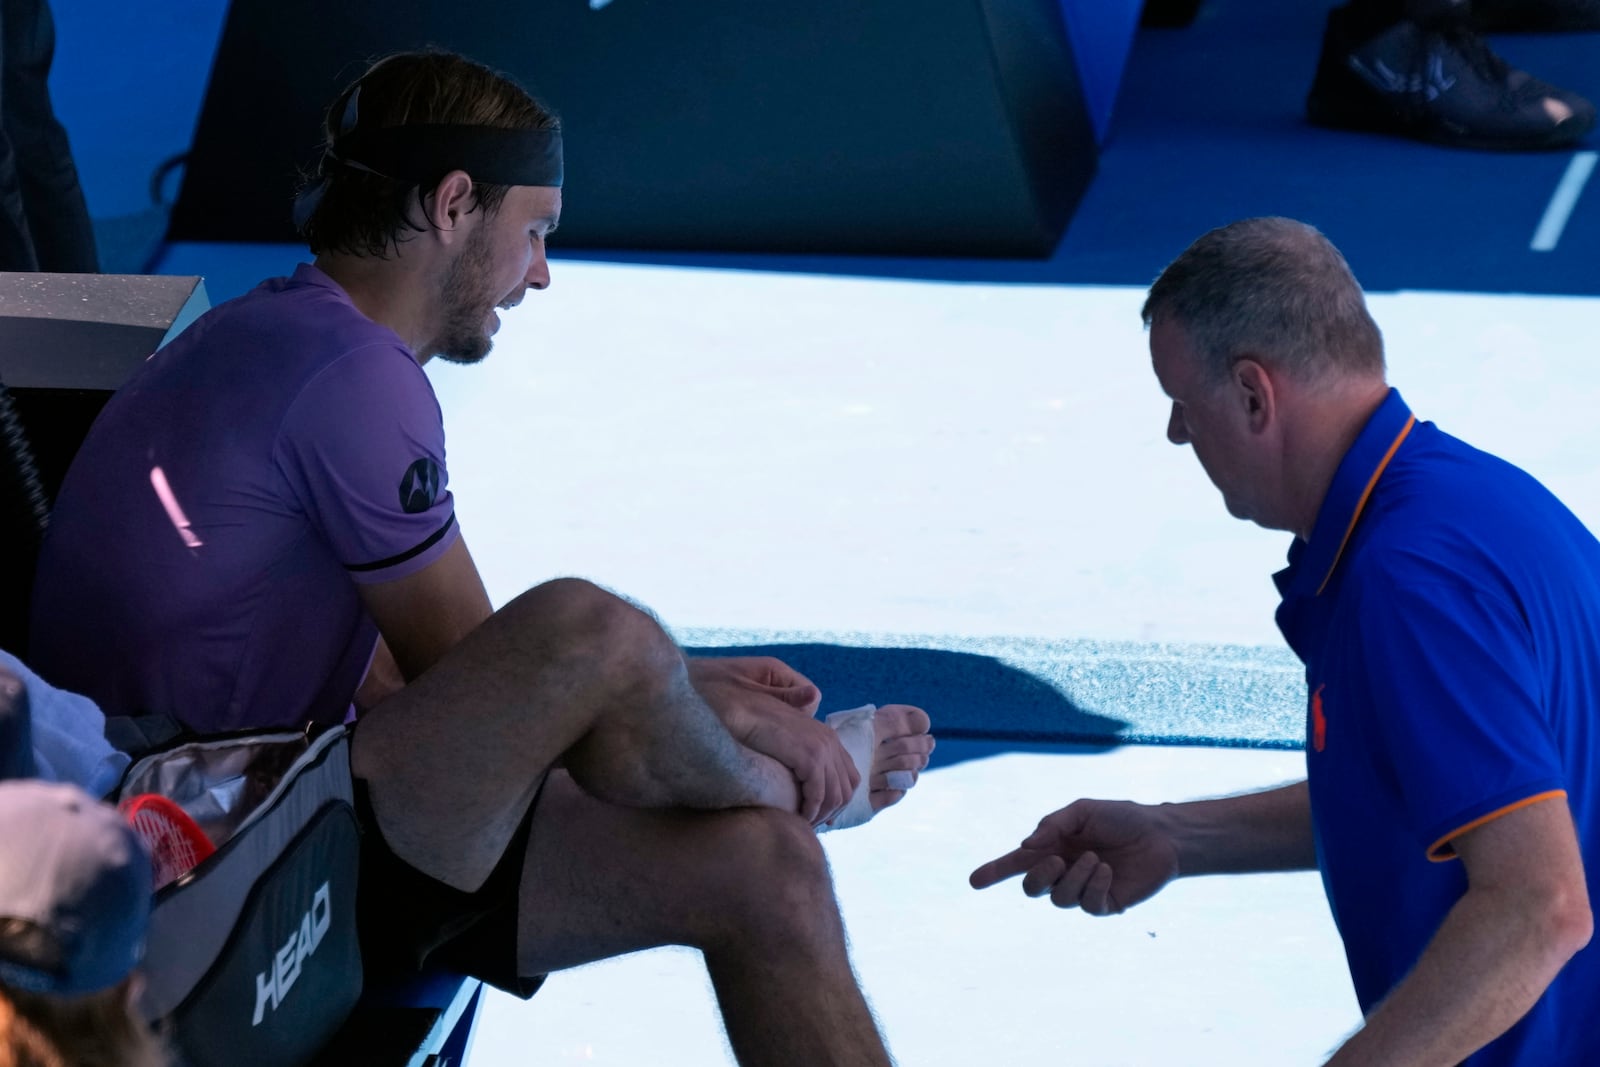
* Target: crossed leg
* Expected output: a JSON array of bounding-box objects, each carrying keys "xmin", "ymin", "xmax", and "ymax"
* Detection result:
[
  {"xmin": 352, "ymin": 577, "xmax": 807, "ymax": 890},
  {"xmin": 350, "ymin": 576, "xmax": 922, "ymax": 1063}
]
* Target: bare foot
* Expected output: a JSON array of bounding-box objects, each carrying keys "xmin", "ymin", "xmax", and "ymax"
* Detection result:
[{"xmin": 820, "ymin": 704, "xmax": 934, "ymax": 830}]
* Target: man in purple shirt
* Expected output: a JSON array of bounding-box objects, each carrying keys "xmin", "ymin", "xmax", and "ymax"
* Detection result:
[
  {"xmin": 31, "ymin": 50, "xmax": 932, "ymax": 1065},
  {"xmin": 32, "ymin": 259, "xmax": 454, "ymax": 734}
]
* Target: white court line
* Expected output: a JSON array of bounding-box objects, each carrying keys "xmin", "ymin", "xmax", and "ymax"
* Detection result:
[{"xmin": 1531, "ymin": 151, "xmax": 1598, "ymax": 252}]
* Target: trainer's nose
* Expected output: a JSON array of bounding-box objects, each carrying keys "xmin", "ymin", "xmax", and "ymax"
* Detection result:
[{"xmin": 1166, "ymin": 402, "xmax": 1189, "ymax": 445}]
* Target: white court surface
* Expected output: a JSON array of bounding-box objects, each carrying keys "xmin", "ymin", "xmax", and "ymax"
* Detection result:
[
  {"xmin": 473, "ymin": 745, "xmax": 1353, "ymax": 1066},
  {"xmin": 412, "ymin": 261, "xmax": 1594, "ymax": 1064},
  {"xmin": 431, "ymin": 263, "xmax": 1600, "ymax": 646}
]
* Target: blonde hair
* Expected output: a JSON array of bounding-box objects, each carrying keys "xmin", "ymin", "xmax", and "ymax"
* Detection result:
[{"xmin": 0, "ymin": 979, "xmax": 168, "ymax": 1067}]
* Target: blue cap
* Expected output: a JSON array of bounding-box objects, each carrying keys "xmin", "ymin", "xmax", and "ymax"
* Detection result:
[{"xmin": 0, "ymin": 781, "xmax": 152, "ymax": 995}]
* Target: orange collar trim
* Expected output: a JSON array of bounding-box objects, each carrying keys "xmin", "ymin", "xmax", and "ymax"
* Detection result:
[{"xmin": 1314, "ymin": 414, "xmax": 1416, "ymax": 597}]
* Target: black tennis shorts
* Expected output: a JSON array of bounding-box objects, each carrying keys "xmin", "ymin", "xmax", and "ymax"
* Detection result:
[{"xmin": 352, "ymin": 776, "xmax": 546, "ymax": 999}]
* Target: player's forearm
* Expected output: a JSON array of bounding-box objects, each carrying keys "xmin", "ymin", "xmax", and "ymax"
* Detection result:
[
  {"xmin": 1324, "ymin": 883, "xmax": 1592, "ymax": 1066},
  {"xmin": 1156, "ymin": 780, "xmax": 1318, "ymax": 876},
  {"xmin": 353, "ymin": 636, "xmax": 406, "ymax": 713}
]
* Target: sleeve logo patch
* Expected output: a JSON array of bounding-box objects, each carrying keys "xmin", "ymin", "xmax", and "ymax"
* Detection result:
[{"xmin": 398, "ymin": 458, "xmax": 442, "ymax": 514}]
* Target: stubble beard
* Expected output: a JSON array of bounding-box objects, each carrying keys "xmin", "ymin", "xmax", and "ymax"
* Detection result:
[{"xmin": 433, "ymin": 224, "xmax": 498, "ymax": 365}]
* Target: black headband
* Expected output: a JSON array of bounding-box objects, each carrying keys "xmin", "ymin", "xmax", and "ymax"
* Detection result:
[{"xmin": 328, "ymin": 124, "xmax": 563, "ymax": 188}]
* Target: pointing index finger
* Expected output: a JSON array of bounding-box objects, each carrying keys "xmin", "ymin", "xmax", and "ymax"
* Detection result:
[{"xmin": 969, "ymin": 847, "xmax": 1036, "ymax": 890}]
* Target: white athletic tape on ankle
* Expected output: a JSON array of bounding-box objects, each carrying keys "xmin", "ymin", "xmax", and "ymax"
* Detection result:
[{"xmin": 820, "ymin": 704, "xmax": 876, "ymax": 832}]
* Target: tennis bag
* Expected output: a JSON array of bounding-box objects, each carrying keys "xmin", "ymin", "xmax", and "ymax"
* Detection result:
[{"xmin": 116, "ymin": 725, "xmax": 363, "ymax": 1067}]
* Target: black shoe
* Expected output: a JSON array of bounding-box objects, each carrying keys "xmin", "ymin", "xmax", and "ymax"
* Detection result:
[
  {"xmin": 1306, "ymin": 5, "xmax": 1597, "ymax": 149},
  {"xmin": 1473, "ymin": 0, "xmax": 1600, "ymax": 32}
]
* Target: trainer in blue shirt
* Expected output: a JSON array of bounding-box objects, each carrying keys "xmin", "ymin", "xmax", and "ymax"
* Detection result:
[{"xmin": 971, "ymin": 216, "xmax": 1595, "ymax": 1066}]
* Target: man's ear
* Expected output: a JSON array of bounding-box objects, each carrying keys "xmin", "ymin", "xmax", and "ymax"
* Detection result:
[
  {"xmin": 122, "ymin": 971, "xmax": 146, "ymax": 1011},
  {"xmin": 1233, "ymin": 358, "xmax": 1276, "ymax": 433},
  {"xmin": 424, "ymin": 170, "xmax": 477, "ymax": 241}
]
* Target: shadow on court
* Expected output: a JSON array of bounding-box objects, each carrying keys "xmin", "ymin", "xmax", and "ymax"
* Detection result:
[{"xmin": 685, "ymin": 642, "xmax": 1128, "ymax": 771}]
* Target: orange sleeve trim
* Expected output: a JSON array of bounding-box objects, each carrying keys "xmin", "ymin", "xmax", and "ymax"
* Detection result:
[
  {"xmin": 1426, "ymin": 790, "xmax": 1568, "ymax": 862},
  {"xmin": 1315, "ymin": 414, "xmax": 1415, "ymax": 596}
]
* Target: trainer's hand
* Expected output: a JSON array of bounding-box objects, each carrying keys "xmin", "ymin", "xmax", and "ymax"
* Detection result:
[
  {"xmin": 688, "ymin": 657, "xmax": 854, "ymax": 826},
  {"xmin": 969, "ymin": 799, "xmax": 1181, "ymax": 916}
]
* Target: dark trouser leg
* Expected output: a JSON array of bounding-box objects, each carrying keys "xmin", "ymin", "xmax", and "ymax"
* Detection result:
[
  {"xmin": 2, "ymin": 0, "xmax": 96, "ymax": 273},
  {"xmin": 1308, "ymin": 0, "xmax": 1594, "ymax": 149},
  {"xmin": 0, "ymin": 0, "xmax": 39, "ymax": 273}
]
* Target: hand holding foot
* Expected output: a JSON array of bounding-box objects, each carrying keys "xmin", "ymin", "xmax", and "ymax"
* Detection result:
[
  {"xmin": 820, "ymin": 703, "xmax": 935, "ymax": 831},
  {"xmin": 692, "ymin": 656, "xmax": 934, "ymax": 828}
]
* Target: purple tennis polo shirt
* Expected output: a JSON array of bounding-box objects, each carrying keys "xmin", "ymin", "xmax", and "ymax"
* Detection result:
[{"xmin": 29, "ymin": 264, "xmax": 459, "ymax": 733}]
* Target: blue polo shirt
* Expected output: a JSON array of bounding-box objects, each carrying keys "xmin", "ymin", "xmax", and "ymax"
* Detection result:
[{"xmin": 1275, "ymin": 389, "xmax": 1599, "ymax": 1065}]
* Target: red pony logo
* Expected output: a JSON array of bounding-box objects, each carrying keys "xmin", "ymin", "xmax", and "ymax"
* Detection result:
[{"xmin": 1312, "ymin": 684, "xmax": 1327, "ymax": 753}]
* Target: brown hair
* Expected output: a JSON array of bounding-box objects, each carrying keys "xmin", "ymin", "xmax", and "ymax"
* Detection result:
[
  {"xmin": 0, "ymin": 979, "xmax": 168, "ymax": 1067},
  {"xmin": 1141, "ymin": 217, "xmax": 1385, "ymax": 384},
  {"xmin": 297, "ymin": 50, "xmax": 559, "ymax": 258}
]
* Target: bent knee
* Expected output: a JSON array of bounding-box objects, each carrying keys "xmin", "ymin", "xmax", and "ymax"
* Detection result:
[
  {"xmin": 703, "ymin": 808, "xmax": 834, "ymax": 914},
  {"xmin": 507, "ymin": 577, "xmax": 632, "ymax": 632},
  {"xmin": 501, "ymin": 578, "xmax": 670, "ymax": 663}
]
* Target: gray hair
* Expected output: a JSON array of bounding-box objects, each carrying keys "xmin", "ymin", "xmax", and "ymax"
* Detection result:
[{"xmin": 1141, "ymin": 217, "xmax": 1385, "ymax": 384}]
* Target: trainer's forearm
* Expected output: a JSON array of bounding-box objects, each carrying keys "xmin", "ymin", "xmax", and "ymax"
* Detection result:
[
  {"xmin": 1324, "ymin": 883, "xmax": 1590, "ymax": 1066},
  {"xmin": 1156, "ymin": 780, "xmax": 1317, "ymax": 876}
]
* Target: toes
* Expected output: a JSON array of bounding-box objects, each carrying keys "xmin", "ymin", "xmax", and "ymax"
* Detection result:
[
  {"xmin": 873, "ymin": 750, "xmax": 927, "ymax": 774},
  {"xmin": 868, "ymin": 788, "xmax": 906, "ymax": 814},
  {"xmin": 873, "ymin": 737, "xmax": 934, "ymax": 785},
  {"xmin": 873, "ymin": 704, "xmax": 932, "ymax": 741},
  {"xmin": 877, "ymin": 734, "xmax": 935, "ymax": 758},
  {"xmin": 865, "ymin": 707, "xmax": 933, "ymax": 803},
  {"xmin": 873, "ymin": 769, "xmax": 918, "ymax": 792}
]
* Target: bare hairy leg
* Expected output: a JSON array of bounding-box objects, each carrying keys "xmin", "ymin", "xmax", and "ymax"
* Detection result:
[{"xmin": 517, "ymin": 772, "xmax": 892, "ymax": 1067}]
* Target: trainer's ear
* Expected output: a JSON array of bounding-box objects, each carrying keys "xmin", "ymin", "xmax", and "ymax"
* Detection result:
[
  {"xmin": 1233, "ymin": 357, "xmax": 1277, "ymax": 433},
  {"xmin": 122, "ymin": 971, "xmax": 147, "ymax": 1011},
  {"xmin": 425, "ymin": 170, "xmax": 477, "ymax": 240}
]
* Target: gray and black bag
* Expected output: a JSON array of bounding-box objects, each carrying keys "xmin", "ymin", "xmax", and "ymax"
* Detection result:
[{"xmin": 116, "ymin": 725, "xmax": 364, "ymax": 1067}]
